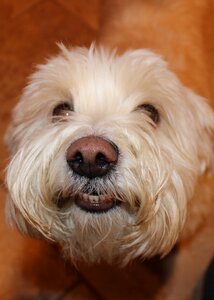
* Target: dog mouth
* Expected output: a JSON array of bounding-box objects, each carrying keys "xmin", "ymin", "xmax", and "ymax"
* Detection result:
[
  {"xmin": 74, "ymin": 192, "xmax": 121, "ymax": 213},
  {"xmin": 56, "ymin": 187, "xmax": 121, "ymax": 213}
]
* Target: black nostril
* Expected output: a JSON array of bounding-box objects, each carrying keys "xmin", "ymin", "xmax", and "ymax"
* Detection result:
[
  {"xmin": 68, "ymin": 151, "xmax": 84, "ymax": 176},
  {"xmin": 71, "ymin": 151, "xmax": 83, "ymax": 163},
  {"xmin": 96, "ymin": 152, "xmax": 109, "ymax": 165}
]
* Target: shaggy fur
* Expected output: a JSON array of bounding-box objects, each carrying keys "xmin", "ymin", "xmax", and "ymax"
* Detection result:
[{"xmin": 5, "ymin": 0, "xmax": 214, "ymax": 299}]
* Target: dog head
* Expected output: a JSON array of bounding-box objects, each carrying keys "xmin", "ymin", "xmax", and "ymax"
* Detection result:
[{"xmin": 5, "ymin": 45, "xmax": 214, "ymax": 264}]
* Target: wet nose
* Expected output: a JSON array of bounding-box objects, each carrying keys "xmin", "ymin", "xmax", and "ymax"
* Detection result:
[{"xmin": 66, "ymin": 136, "xmax": 118, "ymax": 178}]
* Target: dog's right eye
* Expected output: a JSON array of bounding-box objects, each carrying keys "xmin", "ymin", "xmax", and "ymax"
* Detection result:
[
  {"xmin": 52, "ymin": 102, "xmax": 73, "ymax": 121},
  {"xmin": 137, "ymin": 103, "xmax": 160, "ymax": 124}
]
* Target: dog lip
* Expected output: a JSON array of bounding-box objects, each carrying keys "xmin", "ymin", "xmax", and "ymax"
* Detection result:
[{"xmin": 74, "ymin": 193, "xmax": 120, "ymax": 213}]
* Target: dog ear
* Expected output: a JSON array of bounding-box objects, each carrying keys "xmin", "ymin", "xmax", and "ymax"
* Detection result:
[{"xmin": 185, "ymin": 88, "xmax": 214, "ymax": 174}]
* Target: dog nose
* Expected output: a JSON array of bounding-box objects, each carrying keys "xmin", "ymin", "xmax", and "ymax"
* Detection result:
[{"xmin": 66, "ymin": 136, "xmax": 118, "ymax": 178}]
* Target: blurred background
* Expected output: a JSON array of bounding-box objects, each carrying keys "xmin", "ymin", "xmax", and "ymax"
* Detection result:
[{"xmin": 0, "ymin": 1, "xmax": 213, "ymax": 299}]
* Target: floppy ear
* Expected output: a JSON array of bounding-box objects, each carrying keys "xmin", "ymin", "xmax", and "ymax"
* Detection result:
[{"xmin": 186, "ymin": 88, "xmax": 214, "ymax": 174}]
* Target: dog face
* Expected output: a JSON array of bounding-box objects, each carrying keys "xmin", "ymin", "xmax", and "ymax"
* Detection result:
[{"xmin": 5, "ymin": 45, "xmax": 214, "ymax": 264}]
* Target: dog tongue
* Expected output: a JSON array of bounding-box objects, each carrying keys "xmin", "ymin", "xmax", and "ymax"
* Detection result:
[{"xmin": 75, "ymin": 194, "xmax": 118, "ymax": 213}]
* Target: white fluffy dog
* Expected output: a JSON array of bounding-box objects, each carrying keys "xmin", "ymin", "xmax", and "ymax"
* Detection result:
[{"xmin": 5, "ymin": 44, "xmax": 214, "ymax": 269}]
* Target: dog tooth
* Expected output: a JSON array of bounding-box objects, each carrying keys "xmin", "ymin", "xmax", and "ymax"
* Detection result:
[
  {"xmin": 83, "ymin": 193, "xmax": 88, "ymax": 201},
  {"xmin": 95, "ymin": 196, "xmax": 101, "ymax": 203},
  {"xmin": 88, "ymin": 195, "xmax": 97, "ymax": 203},
  {"xmin": 81, "ymin": 193, "xmax": 113, "ymax": 203},
  {"xmin": 95, "ymin": 197, "xmax": 100, "ymax": 203}
]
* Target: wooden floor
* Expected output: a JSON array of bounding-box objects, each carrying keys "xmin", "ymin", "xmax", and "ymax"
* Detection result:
[{"xmin": 0, "ymin": 1, "xmax": 163, "ymax": 299}]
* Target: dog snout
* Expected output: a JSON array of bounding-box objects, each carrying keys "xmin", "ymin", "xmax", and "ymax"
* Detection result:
[{"xmin": 66, "ymin": 136, "xmax": 118, "ymax": 178}]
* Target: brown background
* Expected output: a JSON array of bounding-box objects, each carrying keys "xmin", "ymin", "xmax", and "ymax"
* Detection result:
[{"xmin": 0, "ymin": 1, "xmax": 213, "ymax": 299}]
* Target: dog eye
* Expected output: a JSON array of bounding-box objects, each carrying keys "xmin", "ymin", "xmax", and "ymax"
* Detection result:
[
  {"xmin": 52, "ymin": 102, "xmax": 73, "ymax": 120},
  {"xmin": 138, "ymin": 104, "xmax": 160, "ymax": 124}
]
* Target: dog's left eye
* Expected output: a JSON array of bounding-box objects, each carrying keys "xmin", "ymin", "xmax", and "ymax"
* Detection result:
[
  {"xmin": 137, "ymin": 103, "xmax": 160, "ymax": 124},
  {"xmin": 52, "ymin": 102, "xmax": 73, "ymax": 120}
]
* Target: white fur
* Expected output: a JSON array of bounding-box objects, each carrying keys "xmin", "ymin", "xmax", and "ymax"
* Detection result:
[{"xmin": 5, "ymin": 45, "xmax": 214, "ymax": 264}]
